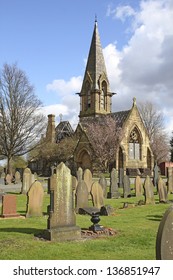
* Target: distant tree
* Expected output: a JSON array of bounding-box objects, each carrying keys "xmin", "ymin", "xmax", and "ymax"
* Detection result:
[
  {"xmin": 83, "ymin": 115, "xmax": 123, "ymax": 171},
  {"xmin": 170, "ymin": 132, "xmax": 173, "ymax": 162},
  {"xmin": 0, "ymin": 63, "xmax": 46, "ymax": 174},
  {"xmin": 139, "ymin": 101, "xmax": 170, "ymax": 163}
]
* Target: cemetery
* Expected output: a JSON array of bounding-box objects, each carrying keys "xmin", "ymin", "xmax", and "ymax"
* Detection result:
[{"xmin": 0, "ymin": 163, "xmax": 173, "ymax": 260}]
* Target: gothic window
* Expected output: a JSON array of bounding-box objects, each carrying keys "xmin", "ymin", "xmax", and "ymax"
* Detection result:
[
  {"xmin": 129, "ymin": 128, "xmax": 141, "ymax": 160},
  {"xmin": 85, "ymin": 81, "xmax": 91, "ymax": 109},
  {"xmin": 100, "ymin": 81, "xmax": 107, "ymax": 109}
]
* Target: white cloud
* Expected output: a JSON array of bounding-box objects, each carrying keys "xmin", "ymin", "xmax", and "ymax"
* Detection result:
[{"xmin": 46, "ymin": 76, "xmax": 82, "ymax": 96}]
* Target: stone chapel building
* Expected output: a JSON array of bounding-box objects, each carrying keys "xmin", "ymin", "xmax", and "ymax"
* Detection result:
[
  {"xmin": 73, "ymin": 20, "xmax": 154, "ymax": 176},
  {"xmin": 30, "ymin": 20, "xmax": 154, "ymax": 176}
]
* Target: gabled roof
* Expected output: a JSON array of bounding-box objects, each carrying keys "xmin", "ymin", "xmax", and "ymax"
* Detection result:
[{"xmin": 55, "ymin": 121, "xmax": 74, "ymax": 142}]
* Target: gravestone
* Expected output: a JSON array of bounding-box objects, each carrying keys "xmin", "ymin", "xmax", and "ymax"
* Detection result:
[
  {"xmin": 5, "ymin": 174, "xmax": 12, "ymax": 185},
  {"xmin": 0, "ymin": 194, "xmax": 20, "ymax": 218},
  {"xmin": 21, "ymin": 167, "xmax": 32, "ymax": 194},
  {"xmin": 44, "ymin": 162, "xmax": 81, "ymax": 241},
  {"xmin": 77, "ymin": 167, "xmax": 83, "ymax": 183},
  {"xmin": 158, "ymin": 177, "xmax": 167, "ymax": 203},
  {"xmin": 15, "ymin": 171, "xmax": 21, "ymax": 184},
  {"xmin": 156, "ymin": 205, "xmax": 173, "ymax": 259},
  {"xmin": 99, "ymin": 174, "xmax": 107, "ymax": 198},
  {"xmin": 108, "ymin": 168, "xmax": 121, "ymax": 198},
  {"xmin": 91, "ymin": 181, "xmax": 104, "ymax": 209},
  {"xmin": 135, "ymin": 175, "xmax": 143, "ymax": 197},
  {"xmin": 123, "ymin": 175, "xmax": 131, "ymax": 198},
  {"xmin": 75, "ymin": 180, "xmax": 88, "ymax": 213},
  {"xmin": 143, "ymin": 175, "xmax": 155, "ymax": 204},
  {"xmin": 168, "ymin": 167, "xmax": 173, "ymax": 194},
  {"xmin": 83, "ymin": 168, "xmax": 93, "ymax": 194},
  {"xmin": 26, "ymin": 181, "xmax": 44, "ymax": 217},
  {"xmin": 119, "ymin": 168, "xmax": 124, "ymax": 188},
  {"xmin": 72, "ymin": 176, "xmax": 78, "ymax": 192},
  {"xmin": 153, "ymin": 163, "xmax": 159, "ymax": 188}
]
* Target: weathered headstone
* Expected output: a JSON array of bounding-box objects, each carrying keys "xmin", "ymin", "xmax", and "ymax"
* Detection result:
[
  {"xmin": 26, "ymin": 181, "xmax": 44, "ymax": 217},
  {"xmin": 44, "ymin": 162, "xmax": 81, "ymax": 241},
  {"xmin": 72, "ymin": 176, "xmax": 78, "ymax": 192},
  {"xmin": 158, "ymin": 177, "xmax": 167, "ymax": 203},
  {"xmin": 83, "ymin": 168, "xmax": 93, "ymax": 194},
  {"xmin": 135, "ymin": 175, "xmax": 143, "ymax": 197},
  {"xmin": 119, "ymin": 168, "xmax": 124, "ymax": 188},
  {"xmin": 15, "ymin": 171, "xmax": 21, "ymax": 184},
  {"xmin": 0, "ymin": 194, "xmax": 20, "ymax": 218},
  {"xmin": 21, "ymin": 167, "xmax": 32, "ymax": 194},
  {"xmin": 5, "ymin": 174, "xmax": 12, "ymax": 185},
  {"xmin": 77, "ymin": 167, "xmax": 83, "ymax": 183},
  {"xmin": 143, "ymin": 175, "xmax": 155, "ymax": 204},
  {"xmin": 91, "ymin": 181, "xmax": 104, "ymax": 209},
  {"xmin": 153, "ymin": 163, "xmax": 159, "ymax": 188},
  {"xmin": 123, "ymin": 175, "xmax": 131, "ymax": 198},
  {"xmin": 156, "ymin": 205, "xmax": 173, "ymax": 259},
  {"xmin": 108, "ymin": 168, "xmax": 121, "ymax": 198},
  {"xmin": 75, "ymin": 180, "xmax": 88, "ymax": 213},
  {"xmin": 99, "ymin": 174, "xmax": 107, "ymax": 198},
  {"xmin": 168, "ymin": 167, "xmax": 173, "ymax": 194}
]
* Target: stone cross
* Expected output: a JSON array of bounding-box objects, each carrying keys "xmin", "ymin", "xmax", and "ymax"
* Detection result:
[
  {"xmin": 44, "ymin": 162, "xmax": 81, "ymax": 241},
  {"xmin": 26, "ymin": 181, "xmax": 44, "ymax": 217},
  {"xmin": 156, "ymin": 205, "xmax": 173, "ymax": 259}
]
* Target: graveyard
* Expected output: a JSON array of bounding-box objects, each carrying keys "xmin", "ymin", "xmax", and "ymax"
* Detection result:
[{"xmin": 0, "ymin": 164, "xmax": 173, "ymax": 260}]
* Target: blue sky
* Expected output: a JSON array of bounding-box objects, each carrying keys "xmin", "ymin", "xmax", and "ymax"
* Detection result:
[{"xmin": 0, "ymin": 0, "xmax": 173, "ymax": 133}]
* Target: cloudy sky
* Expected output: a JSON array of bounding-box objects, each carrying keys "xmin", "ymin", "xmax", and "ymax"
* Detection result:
[{"xmin": 0, "ymin": 0, "xmax": 173, "ymax": 134}]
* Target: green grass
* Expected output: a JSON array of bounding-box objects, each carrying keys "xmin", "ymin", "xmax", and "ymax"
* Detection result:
[{"xmin": 0, "ymin": 190, "xmax": 172, "ymax": 260}]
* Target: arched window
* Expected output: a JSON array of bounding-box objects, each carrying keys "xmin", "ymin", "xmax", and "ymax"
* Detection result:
[
  {"xmin": 100, "ymin": 81, "xmax": 107, "ymax": 109},
  {"xmin": 85, "ymin": 81, "xmax": 91, "ymax": 109},
  {"xmin": 129, "ymin": 127, "xmax": 141, "ymax": 160}
]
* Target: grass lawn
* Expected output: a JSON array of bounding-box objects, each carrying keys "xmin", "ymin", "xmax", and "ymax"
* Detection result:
[{"xmin": 0, "ymin": 189, "xmax": 172, "ymax": 260}]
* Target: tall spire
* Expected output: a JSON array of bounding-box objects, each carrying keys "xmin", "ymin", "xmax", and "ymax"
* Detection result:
[
  {"xmin": 81, "ymin": 20, "xmax": 110, "ymax": 92},
  {"xmin": 78, "ymin": 20, "xmax": 113, "ymax": 118}
]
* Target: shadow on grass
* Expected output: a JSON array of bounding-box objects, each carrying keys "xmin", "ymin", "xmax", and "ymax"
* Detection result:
[
  {"xmin": 146, "ymin": 214, "xmax": 163, "ymax": 221},
  {"xmin": 0, "ymin": 227, "xmax": 43, "ymax": 235}
]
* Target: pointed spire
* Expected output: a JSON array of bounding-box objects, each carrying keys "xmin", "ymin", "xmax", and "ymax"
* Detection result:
[{"xmin": 81, "ymin": 19, "xmax": 110, "ymax": 92}]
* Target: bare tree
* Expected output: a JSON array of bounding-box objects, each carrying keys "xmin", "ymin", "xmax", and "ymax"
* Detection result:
[
  {"xmin": 83, "ymin": 115, "xmax": 123, "ymax": 171},
  {"xmin": 139, "ymin": 101, "xmax": 170, "ymax": 163},
  {"xmin": 0, "ymin": 63, "xmax": 46, "ymax": 173}
]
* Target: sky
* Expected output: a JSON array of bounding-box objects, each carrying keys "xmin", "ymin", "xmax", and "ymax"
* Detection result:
[{"xmin": 0, "ymin": 0, "xmax": 173, "ymax": 135}]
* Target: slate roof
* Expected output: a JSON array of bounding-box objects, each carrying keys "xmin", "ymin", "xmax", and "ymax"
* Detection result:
[{"xmin": 55, "ymin": 121, "xmax": 74, "ymax": 142}]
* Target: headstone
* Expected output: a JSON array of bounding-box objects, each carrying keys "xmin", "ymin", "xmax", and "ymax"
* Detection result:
[
  {"xmin": 143, "ymin": 175, "xmax": 155, "ymax": 204},
  {"xmin": 26, "ymin": 181, "xmax": 44, "ymax": 217},
  {"xmin": 72, "ymin": 176, "xmax": 78, "ymax": 192},
  {"xmin": 15, "ymin": 171, "xmax": 21, "ymax": 184},
  {"xmin": 91, "ymin": 181, "xmax": 104, "ymax": 209},
  {"xmin": 77, "ymin": 167, "xmax": 83, "ymax": 183},
  {"xmin": 5, "ymin": 174, "xmax": 12, "ymax": 185},
  {"xmin": 123, "ymin": 175, "xmax": 131, "ymax": 198},
  {"xmin": 153, "ymin": 163, "xmax": 159, "ymax": 188},
  {"xmin": 75, "ymin": 180, "xmax": 88, "ymax": 213},
  {"xmin": 0, "ymin": 194, "xmax": 20, "ymax": 218},
  {"xmin": 83, "ymin": 168, "xmax": 93, "ymax": 194},
  {"xmin": 99, "ymin": 174, "xmax": 107, "ymax": 198},
  {"xmin": 119, "ymin": 168, "xmax": 124, "ymax": 188},
  {"xmin": 21, "ymin": 167, "xmax": 32, "ymax": 194},
  {"xmin": 158, "ymin": 177, "xmax": 167, "ymax": 203},
  {"xmin": 0, "ymin": 172, "xmax": 5, "ymax": 179},
  {"xmin": 44, "ymin": 162, "xmax": 81, "ymax": 241},
  {"xmin": 108, "ymin": 168, "xmax": 121, "ymax": 198},
  {"xmin": 135, "ymin": 175, "xmax": 143, "ymax": 197},
  {"xmin": 167, "ymin": 167, "xmax": 173, "ymax": 194},
  {"xmin": 156, "ymin": 205, "xmax": 173, "ymax": 259}
]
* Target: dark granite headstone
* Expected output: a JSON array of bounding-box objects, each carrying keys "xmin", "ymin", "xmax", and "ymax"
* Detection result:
[{"xmin": 156, "ymin": 205, "xmax": 173, "ymax": 259}]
